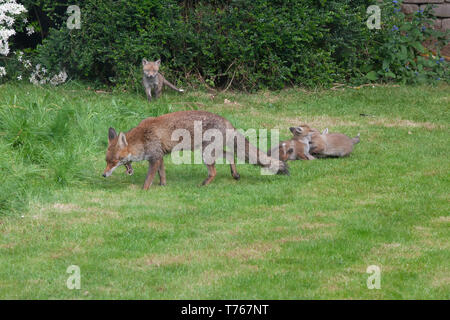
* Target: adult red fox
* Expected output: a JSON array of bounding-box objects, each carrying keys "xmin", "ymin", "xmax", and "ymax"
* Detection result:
[{"xmin": 103, "ymin": 110, "xmax": 288, "ymax": 189}]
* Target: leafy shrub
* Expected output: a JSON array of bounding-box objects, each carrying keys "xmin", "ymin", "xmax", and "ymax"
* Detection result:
[
  {"xmin": 364, "ymin": 1, "xmax": 449, "ymax": 84},
  {"xmin": 22, "ymin": 0, "xmax": 376, "ymax": 90},
  {"xmin": 6, "ymin": 0, "xmax": 449, "ymax": 89}
]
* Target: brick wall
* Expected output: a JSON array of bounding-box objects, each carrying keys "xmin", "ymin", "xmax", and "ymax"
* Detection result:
[
  {"xmin": 401, "ymin": 0, "xmax": 450, "ymax": 30},
  {"xmin": 401, "ymin": 0, "xmax": 450, "ymax": 57}
]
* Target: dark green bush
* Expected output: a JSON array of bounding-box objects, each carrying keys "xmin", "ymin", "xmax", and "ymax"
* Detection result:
[
  {"xmin": 24, "ymin": 0, "xmax": 375, "ymax": 90},
  {"xmin": 7, "ymin": 0, "xmax": 449, "ymax": 89}
]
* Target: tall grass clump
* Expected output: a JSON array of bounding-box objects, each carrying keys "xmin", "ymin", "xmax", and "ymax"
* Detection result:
[{"xmin": 0, "ymin": 83, "xmax": 172, "ymax": 214}]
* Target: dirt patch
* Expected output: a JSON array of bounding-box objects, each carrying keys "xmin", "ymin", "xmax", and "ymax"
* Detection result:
[
  {"xmin": 0, "ymin": 243, "xmax": 15, "ymax": 249},
  {"xmin": 45, "ymin": 202, "xmax": 119, "ymax": 218},
  {"xmin": 300, "ymin": 222, "xmax": 336, "ymax": 230},
  {"xmin": 370, "ymin": 242, "xmax": 422, "ymax": 260},
  {"xmin": 368, "ymin": 119, "xmax": 443, "ymax": 130},
  {"xmin": 277, "ymin": 236, "xmax": 309, "ymax": 243},
  {"xmin": 51, "ymin": 203, "xmax": 80, "ymax": 212},
  {"xmin": 432, "ymin": 275, "xmax": 450, "ymax": 288},
  {"xmin": 263, "ymin": 114, "xmax": 445, "ymax": 131},
  {"xmin": 224, "ymin": 242, "xmax": 278, "ymax": 261},
  {"xmin": 431, "ymin": 216, "xmax": 450, "ymax": 224},
  {"xmin": 143, "ymin": 254, "xmax": 188, "ymax": 267}
]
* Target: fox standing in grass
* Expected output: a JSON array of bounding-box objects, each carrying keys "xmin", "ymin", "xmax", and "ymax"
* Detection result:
[
  {"xmin": 142, "ymin": 59, "xmax": 184, "ymax": 102},
  {"xmin": 103, "ymin": 110, "xmax": 288, "ymax": 189}
]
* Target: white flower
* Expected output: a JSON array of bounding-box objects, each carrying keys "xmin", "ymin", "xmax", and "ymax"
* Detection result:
[
  {"xmin": 16, "ymin": 49, "xmax": 22, "ymax": 61},
  {"xmin": 0, "ymin": 0, "xmax": 27, "ymax": 60},
  {"xmin": 26, "ymin": 25, "xmax": 34, "ymax": 36},
  {"xmin": 0, "ymin": 28, "xmax": 15, "ymax": 55},
  {"xmin": 17, "ymin": 74, "xmax": 21, "ymax": 80},
  {"xmin": 0, "ymin": 66, "xmax": 6, "ymax": 77},
  {"xmin": 49, "ymin": 69, "xmax": 68, "ymax": 86},
  {"xmin": 23, "ymin": 59, "xmax": 31, "ymax": 68}
]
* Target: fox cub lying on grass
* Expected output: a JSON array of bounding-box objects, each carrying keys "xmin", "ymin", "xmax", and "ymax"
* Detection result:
[
  {"xmin": 309, "ymin": 128, "xmax": 360, "ymax": 158},
  {"xmin": 142, "ymin": 59, "xmax": 184, "ymax": 102},
  {"xmin": 269, "ymin": 125, "xmax": 316, "ymax": 161},
  {"xmin": 271, "ymin": 124, "xmax": 360, "ymax": 162}
]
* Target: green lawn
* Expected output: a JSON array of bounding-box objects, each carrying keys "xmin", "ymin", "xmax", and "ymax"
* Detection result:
[{"xmin": 0, "ymin": 83, "xmax": 448, "ymax": 299}]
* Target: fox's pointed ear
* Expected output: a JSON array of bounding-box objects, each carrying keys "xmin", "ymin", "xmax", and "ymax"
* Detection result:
[
  {"xmin": 142, "ymin": 58, "xmax": 148, "ymax": 66},
  {"xmin": 322, "ymin": 128, "xmax": 328, "ymax": 135},
  {"xmin": 108, "ymin": 127, "xmax": 117, "ymax": 141},
  {"xmin": 118, "ymin": 132, "xmax": 128, "ymax": 149},
  {"xmin": 155, "ymin": 59, "xmax": 161, "ymax": 66}
]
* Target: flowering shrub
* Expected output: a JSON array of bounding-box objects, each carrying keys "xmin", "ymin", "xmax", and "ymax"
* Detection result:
[
  {"xmin": 0, "ymin": 0, "xmax": 67, "ymax": 85},
  {"xmin": 0, "ymin": 0, "xmax": 26, "ymax": 57},
  {"xmin": 1, "ymin": 0, "xmax": 448, "ymax": 87},
  {"xmin": 365, "ymin": 1, "xmax": 449, "ymax": 84}
]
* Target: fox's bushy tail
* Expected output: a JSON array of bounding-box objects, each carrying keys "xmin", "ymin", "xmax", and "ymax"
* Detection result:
[
  {"xmin": 231, "ymin": 130, "xmax": 289, "ymax": 175},
  {"xmin": 163, "ymin": 79, "xmax": 184, "ymax": 92}
]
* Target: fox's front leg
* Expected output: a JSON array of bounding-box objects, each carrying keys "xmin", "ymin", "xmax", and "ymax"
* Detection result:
[
  {"xmin": 158, "ymin": 159, "xmax": 166, "ymax": 186},
  {"xmin": 297, "ymin": 152, "xmax": 309, "ymax": 160},
  {"xmin": 143, "ymin": 159, "xmax": 162, "ymax": 190},
  {"xmin": 145, "ymin": 87, "xmax": 152, "ymax": 102}
]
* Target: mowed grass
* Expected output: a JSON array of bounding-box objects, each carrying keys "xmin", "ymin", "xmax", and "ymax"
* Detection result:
[{"xmin": 0, "ymin": 83, "xmax": 448, "ymax": 299}]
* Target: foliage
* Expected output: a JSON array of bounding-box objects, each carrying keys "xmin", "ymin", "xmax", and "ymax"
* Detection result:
[
  {"xmin": 365, "ymin": 1, "xmax": 449, "ymax": 84},
  {"xmin": 3, "ymin": 0, "xmax": 449, "ymax": 88},
  {"xmin": 12, "ymin": 0, "xmax": 377, "ymax": 90}
]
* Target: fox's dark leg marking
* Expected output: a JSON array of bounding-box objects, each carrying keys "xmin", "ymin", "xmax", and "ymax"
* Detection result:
[
  {"xmin": 158, "ymin": 159, "xmax": 166, "ymax": 186},
  {"xmin": 230, "ymin": 164, "xmax": 240, "ymax": 180},
  {"xmin": 143, "ymin": 159, "xmax": 162, "ymax": 190},
  {"xmin": 222, "ymin": 151, "xmax": 240, "ymax": 180},
  {"xmin": 202, "ymin": 164, "xmax": 217, "ymax": 186}
]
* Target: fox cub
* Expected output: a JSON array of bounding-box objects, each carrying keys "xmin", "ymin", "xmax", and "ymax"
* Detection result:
[
  {"xmin": 269, "ymin": 125, "xmax": 316, "ymax": 161},
  {"xmin": 309, "ymin": 128, "xmax": 360, "ymax": 157},
  {"xmin": 142, "ymin": 59, "xmax": 184, "ymax": 102}
]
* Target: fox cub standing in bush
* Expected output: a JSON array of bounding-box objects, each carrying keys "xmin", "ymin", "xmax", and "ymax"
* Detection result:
[{"xmin": 142, "ymin": 59, "xmax": 184, "ymax": 101}]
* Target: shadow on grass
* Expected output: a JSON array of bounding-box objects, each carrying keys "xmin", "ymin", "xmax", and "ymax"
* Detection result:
[{"xmin": 80, "ymin": 160, "xmax": 295, "ymax": 193}]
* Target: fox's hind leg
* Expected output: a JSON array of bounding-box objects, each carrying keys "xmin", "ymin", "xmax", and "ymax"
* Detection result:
[
  {"xmin": 158, "ymin": 159, "xmax": 166, "ymax": 186},
  {"xmin": 202, "ymin": 163, "xmax": 217, "ymax": 186},
  {"xmin": 223, "ymin": 151, "xmax": 240, "ymax": 180}
]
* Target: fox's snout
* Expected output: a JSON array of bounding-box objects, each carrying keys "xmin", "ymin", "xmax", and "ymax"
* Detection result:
[{"xmin": 102, "ymin": 169, "xmax": 112, "ymax": 178}]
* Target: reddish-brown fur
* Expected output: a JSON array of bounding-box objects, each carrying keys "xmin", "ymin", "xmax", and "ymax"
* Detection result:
[{"xmin": 103, "ymin": 110, "xmax": 288, "ymax": 189}]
